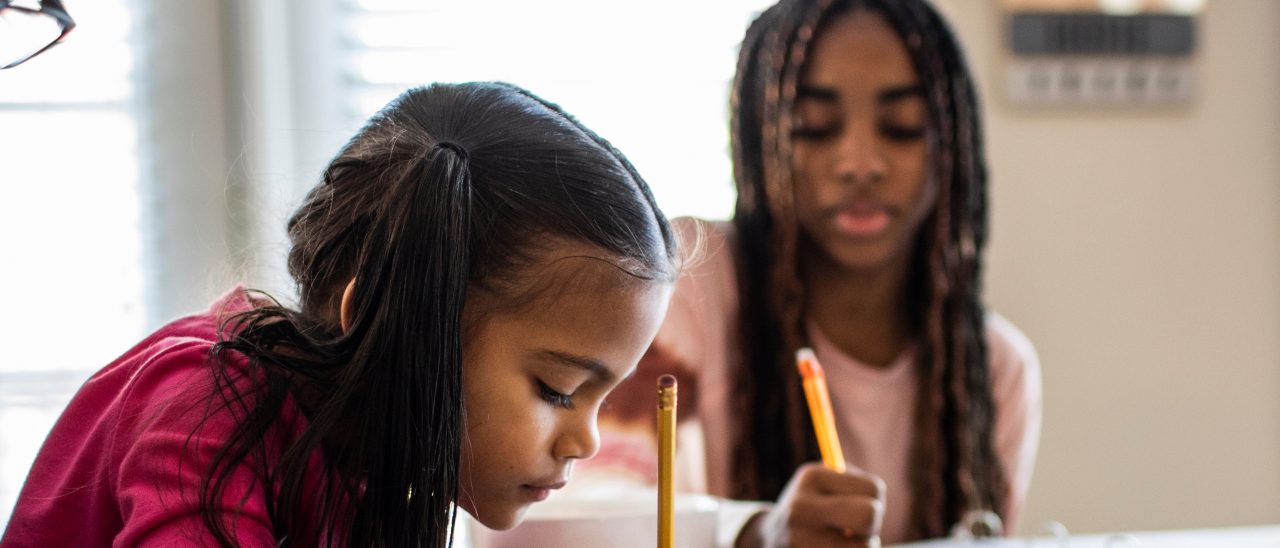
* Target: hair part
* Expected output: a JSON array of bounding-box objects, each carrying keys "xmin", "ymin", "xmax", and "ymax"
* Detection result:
[
  {"xmin": 196, "ymin": 81, "xmax": 676, "ymax": 547},
  {"xmin": 729, "ymin": 0, "xmax": 1005, "ymax": 539}
]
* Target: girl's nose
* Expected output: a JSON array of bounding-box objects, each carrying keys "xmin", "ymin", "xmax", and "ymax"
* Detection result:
[
  {"xmin": 553, "ymin": 411, "xmax": 601, "ymax": 461},
  {"xmin": 833, "ymin": 125, "xmax": 888, "ymax": 185}
]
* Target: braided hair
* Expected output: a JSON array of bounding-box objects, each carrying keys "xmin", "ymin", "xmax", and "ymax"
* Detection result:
[{"xmin": 729, "ymin": 0, "xmax": 1003, "ymax": 538}]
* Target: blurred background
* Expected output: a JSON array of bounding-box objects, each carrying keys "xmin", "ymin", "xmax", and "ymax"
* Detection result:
[{"xmin": 1, "ymin": 0, "xmax": 1276, "ymax": 538}]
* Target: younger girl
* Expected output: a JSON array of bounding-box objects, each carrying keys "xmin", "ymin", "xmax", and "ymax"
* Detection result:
[
  {"xmin": 591, "ymin": 1, "xmax": 1041, "ymax": 546},
  {"xmin": 1, "ymin": 82, "xmax": 677, "ymax": 547}
]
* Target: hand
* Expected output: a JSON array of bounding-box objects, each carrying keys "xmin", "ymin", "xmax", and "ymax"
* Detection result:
[{"xmin": 736, "ymin": 462, "xmax": 886, "ymax": 548}]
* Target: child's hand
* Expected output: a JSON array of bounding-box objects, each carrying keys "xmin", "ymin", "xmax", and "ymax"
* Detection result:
[{"xmin": 736, "ymin": 462, "xmax": 886, "ymax": 548}]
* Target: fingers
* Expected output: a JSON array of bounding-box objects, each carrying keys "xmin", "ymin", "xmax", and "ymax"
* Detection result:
[
  {"xmin": 790, "ymin": 491, "xmax": 885, "ymax": 538},
  {"xmin": 783, "ymin": 462, "xmax": 887, "ymax": 541},
  {"xmin": 762, "ymin": 462, "xmax": 888, "ymax": 547},
  {"xmin": 787, "ymin": 529, "xmax": 882, "ymax": 548},
  {"xmin": 795, "ymin": 462, "xmax": 886, "ymax": 500}
]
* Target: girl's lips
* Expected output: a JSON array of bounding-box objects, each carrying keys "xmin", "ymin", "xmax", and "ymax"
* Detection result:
[
  {"xmin": 832, "ymin": 204, "xmax": 891, "ymax": 237},
  {"xmin": 520, "ymin": 480, "xmax": 565, "ymax": 502},
  {"xmin": 521, "ymin": 485, "xmax": 553, "ymax": 502}
]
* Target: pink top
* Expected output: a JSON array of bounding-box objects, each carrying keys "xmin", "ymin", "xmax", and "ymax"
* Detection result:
[
  {"xmin": 592, "ymin": 218, "xmax": 1042, "ymax": 544},
  {"xmin": 1, "ymin": 288, "xmax": 334, "ymax": 547}
]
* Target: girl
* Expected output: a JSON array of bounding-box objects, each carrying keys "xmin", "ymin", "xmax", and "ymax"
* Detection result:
[
  {"xmin": 1, "ymin": 82, "xmax": 677, "ymax": 547},
  {"xmin": 591, "ymin": 1, "xmax": 1042, "ymax": 546}
]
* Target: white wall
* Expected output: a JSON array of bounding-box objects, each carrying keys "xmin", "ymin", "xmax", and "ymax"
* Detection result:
[{"xmin": 934, "ymin": 0, "xmax": 1280, "ymax": 535}]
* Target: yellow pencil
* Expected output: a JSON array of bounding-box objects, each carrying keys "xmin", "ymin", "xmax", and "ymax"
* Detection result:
[
  {"xmin": 796, "ymin": 348, "xmax": 846, "ymax": 473},
  {"xmin": 657, "ymin": 374, "xmax": 677, "ymax": 548}
]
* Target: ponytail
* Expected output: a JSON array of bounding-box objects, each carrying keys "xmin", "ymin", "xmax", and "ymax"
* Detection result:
[{"xmin": 340, "ymin": 140, "xmax": 471, "ymax": 544}]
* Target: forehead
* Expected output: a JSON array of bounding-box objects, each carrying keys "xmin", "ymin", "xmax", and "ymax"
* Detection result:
[
  {"xmin": 801, "ymin": 10, "xmax": 918, "ymax": 87},
  {"xmin": 466, "ymin": 255, "xmax": 670, "ymax": 376},
  {"xmin": 464, "ymin": 236, "xmax": 669, "ymax": 335},
  {"xmin": 475, "ymin": 237, "xmax": 657, "ymax": 308}
]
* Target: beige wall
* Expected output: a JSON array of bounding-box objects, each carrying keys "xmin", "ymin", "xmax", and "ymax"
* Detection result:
[{"xmin": 931, "ymin": 0, "xmax": 1280, "ymax": 536}]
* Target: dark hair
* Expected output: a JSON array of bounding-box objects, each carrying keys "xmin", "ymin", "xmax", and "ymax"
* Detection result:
[
  {"xmin": 729, "ymin": 0, "xmax": 1003, "ymax": 539},
  {"xmin": 196, "ymin": 82, "xmax": 677, "ymax": 547}
]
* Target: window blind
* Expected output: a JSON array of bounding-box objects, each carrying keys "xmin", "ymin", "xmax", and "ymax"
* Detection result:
[{"xmin": 332, "ymin": 0, "xmax": 776, "ymax": 220}]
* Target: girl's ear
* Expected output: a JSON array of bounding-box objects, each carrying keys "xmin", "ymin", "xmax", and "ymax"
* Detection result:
[{"xmin": 339, "ymin": 278, "xmax": 357, "ymax": 333}]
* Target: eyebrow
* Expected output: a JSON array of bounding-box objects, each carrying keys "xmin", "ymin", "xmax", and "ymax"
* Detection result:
[
  {"xmin": 795, "ymin": 84, "xmax": 926, "ymax": 104},
  {"xmin": 878, "ymin": 84, "xmax": 926, "ymax": 103},
  {"xmin": 535, "ymin": 349, "xmax": 629, "ymax": 384},
  {"xmin": 796, "ymin": 85, "xmax": 838, "ymax": 102}
]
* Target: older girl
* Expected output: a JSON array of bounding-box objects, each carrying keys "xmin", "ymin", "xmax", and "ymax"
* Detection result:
[{"xmin": 592, "ymin": 1, "xmax": 1042, "ymax": 546}]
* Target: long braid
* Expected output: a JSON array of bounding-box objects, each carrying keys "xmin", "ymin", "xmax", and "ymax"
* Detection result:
[
  {"xmin": 730, "ymin": 0, "xmax": 1007, "ymax": 539},
  {"xmin": 883, "ymin": 0, "xmax": 1007, "ymax": 535},
  {"xmin": 729, "ymin": 1, "xmax": 808, "ymax": 500},
  {"xmin": 888, "ymin": 0, "xmax": 973, "ymax": 534}
]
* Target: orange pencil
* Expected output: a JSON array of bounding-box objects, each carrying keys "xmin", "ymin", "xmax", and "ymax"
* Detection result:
[
  {"xmin": 657, "ymin": 374, "xmax": 677, "ymax": 548},
  {"xmin": 795, "ymin": 348, "xmax": 846, "ymax": 473}
]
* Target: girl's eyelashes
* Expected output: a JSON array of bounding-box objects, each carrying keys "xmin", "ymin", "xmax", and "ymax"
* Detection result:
[
  {"xmin": 791, "ymin": 121, "xmax": 926, "ymax": 142},
  {"xmin": 879, "ymin": 122, "xmax": 926, "ymax": 142},
  {"xmin": 792, "ymin": 124, "xmax": 838, "ymax": 140},
  {"xmin": 536, "ymin": 379, "xmax": 575, "ymax": 410}
]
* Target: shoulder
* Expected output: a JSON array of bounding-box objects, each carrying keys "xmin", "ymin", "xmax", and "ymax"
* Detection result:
[
  {"xmin": 105, "ymin": 289, "xmax": 262, "ymax": 447},
  {"xmin": 105, "ymin": 327, "xmax": 236, "ymax": 458},
  {"xmin": 4, "ymin": 289, "xmax": 272, "ymax": 545},
  {"xmin": 109, "ymin": 309, "xmax": 282, "ymax": 545},
  {"xmin": 982, "ymin": 313, "xmax": 1043, "ymax": 525},
  {"xmin": 80, "ymin": 312, "xmax": 222, "ymax": 421},
  {"xmin": 985, "ymin": 313, "xmax": 1036, "ymax": 367},
  {"xmin": 983, "ymin": 311, "xmax": 1042, "ymax": 404},
  {"xmin": 109, "ymin": 291, "xmax": 253, "ymax": 405},
  {"xmin": 97, "ymin": 287, "xmax": 257, "ymax": 383}
]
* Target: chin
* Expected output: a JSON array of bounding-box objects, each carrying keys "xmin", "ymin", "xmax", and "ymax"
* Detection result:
[
  {"xmin": 828, "ymin": 246, "xmax": 897, "ymax": 272},
  {"xmin": 471, "ymin": 503, "xmax": 528, "ymax": 531}
]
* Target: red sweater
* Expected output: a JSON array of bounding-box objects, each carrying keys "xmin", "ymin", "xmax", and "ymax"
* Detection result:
[{"xmin": 1, "ymin": 288, "xmax": 333, "ymax": 547}]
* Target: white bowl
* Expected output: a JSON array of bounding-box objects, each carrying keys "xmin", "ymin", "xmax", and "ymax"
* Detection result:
[{"xmin": 469, "ymin": 490, "xmax": 719, "ymax": 548}]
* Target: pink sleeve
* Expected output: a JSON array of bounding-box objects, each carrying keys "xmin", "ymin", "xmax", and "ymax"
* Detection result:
[
  {"xmin": 110, "ymin": 345, "xmax": 278, "ymax": 547},
  {"xmin": 986, "ymin": 313, "xmax": 1044, "ymax": 534}
]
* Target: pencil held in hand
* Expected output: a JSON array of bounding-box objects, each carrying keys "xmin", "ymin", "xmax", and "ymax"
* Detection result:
[
  {"xmin": 796, "ymin": 348, "xmax": 846, "ymax": 473},
  {"xmin": 657, "ymin": 374, "xmax": 677, "ymax": 548}
]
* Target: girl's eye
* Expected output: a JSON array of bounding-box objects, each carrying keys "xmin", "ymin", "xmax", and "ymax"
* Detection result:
[
  {"xmin": 537, "ymin": 380, "xmax": 575, "ymax": 410},
  {"xmin": 792, "ymin": 125, "xmax": 838, "ymax": 140},
  {"xmin": 879, "ymin": 122, "xmax": 926, "ymax": 142}
]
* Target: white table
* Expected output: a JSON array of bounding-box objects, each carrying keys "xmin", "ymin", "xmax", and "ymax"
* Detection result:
[{"xmin": 896, "ymin": 525, "xmax": 1280, "ymax": 547}]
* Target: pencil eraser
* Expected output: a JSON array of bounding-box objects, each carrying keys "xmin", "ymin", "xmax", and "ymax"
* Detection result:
[
  {"xmin": 658, "ymin": 374, "xmax": 677, "ymax": 389},
  {"xmin": 795, "ymin": 347, "xmax": 820, "ymax": 378}
]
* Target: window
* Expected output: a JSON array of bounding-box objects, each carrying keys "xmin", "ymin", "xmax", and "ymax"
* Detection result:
[
  {"xmin": 318, "ymin": 0, "xmax": 778, "ymax": 221},
  {"xmin": 0, "ymin": 0, "xmax": 143, "ymax": 525}
]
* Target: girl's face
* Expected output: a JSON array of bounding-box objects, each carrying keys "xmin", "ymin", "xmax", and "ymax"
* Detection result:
[
  {"xmin": 791, "ymin": 10, "xmax": 936, "ymax": 274},
  {"xmin": 456, "ymin": 249, "xmax": 671, "ymax": 530}
]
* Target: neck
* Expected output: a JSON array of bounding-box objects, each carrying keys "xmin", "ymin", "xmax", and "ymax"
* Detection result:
[{"xmin": 800, "ymin": 244, "xmax": 914, "ymax": 368}]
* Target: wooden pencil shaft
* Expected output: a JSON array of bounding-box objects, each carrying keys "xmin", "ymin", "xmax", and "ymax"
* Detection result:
[{"xmin": 658, "ymin": 380, "xmax": 677, "ymax": 548}]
